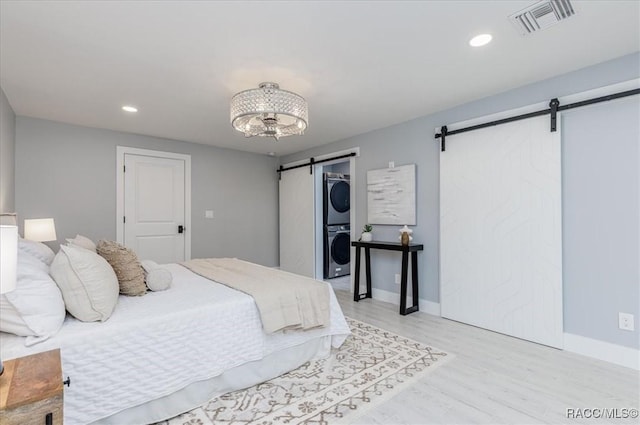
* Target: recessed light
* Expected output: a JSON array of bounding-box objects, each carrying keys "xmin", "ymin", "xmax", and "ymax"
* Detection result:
[
  {"xmin": 469, "ymin": 33, "xmax": 492, "ymax": 47},
  {"xmin": 122, "ymin": 105, "xmax": 138, "ymax": 113},
  {"xmin": 267, "ymin": 152, "xmax": 276, "ymax": 157}
]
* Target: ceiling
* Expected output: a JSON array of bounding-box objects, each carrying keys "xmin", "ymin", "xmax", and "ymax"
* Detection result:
[{"xmin": 1, "ymin": 1, "xmax": 638, "ymax": 157}]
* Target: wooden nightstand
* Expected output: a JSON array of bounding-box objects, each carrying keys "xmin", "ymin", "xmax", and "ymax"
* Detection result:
[{"xmin": 0, "ymin": 349, "xmax": 63, "ymax": 425}]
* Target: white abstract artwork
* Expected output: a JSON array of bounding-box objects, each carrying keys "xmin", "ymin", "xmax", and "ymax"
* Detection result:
[{"xmin": 367, "ymin": 164, "xmax": 416, "ymax": 225}]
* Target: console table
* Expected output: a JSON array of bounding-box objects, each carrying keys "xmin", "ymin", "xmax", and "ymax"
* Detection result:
[{"xmin": 351, "ymin": 240, "xmax": 424, "ymax": 315}]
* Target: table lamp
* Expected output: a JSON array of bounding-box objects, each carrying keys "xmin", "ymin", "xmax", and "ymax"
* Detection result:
[
  {"xmin": 0, "ymin": 224, "xmax": 18, "ymax": 375},
  {"xmin": 24, "ymin": 218, "xmax": 57, "ymax": 242}
]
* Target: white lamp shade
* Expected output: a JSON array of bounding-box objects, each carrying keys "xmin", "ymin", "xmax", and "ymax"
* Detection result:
[
  {"xmin": 24, "ymin": 218, "xmax": 57, "ymax": 242},
  {"xmin": 0, "ymin": 225, "xmax": 18, "ymax": 295}
]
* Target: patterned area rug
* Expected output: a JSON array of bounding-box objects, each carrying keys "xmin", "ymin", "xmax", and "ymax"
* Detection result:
[{"xmin": 162, "ymin": 317, "xmax": 451, "ymax": 425}]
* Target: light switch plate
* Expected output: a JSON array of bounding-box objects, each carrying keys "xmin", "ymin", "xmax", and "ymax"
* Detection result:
[{"xmin": 205, "ymin": 210, "xmax": 214, "ymax": 219}]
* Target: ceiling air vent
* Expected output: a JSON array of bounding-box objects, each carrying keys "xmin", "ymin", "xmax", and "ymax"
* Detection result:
[{"xmin": 509, "ymin": 0, "xmax": 576, "ymax": 36}]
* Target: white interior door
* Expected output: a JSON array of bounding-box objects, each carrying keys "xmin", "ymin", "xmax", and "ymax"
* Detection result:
[
  {"xmin": 440, "ymin": 115, "xmax": 563, "ymax": 348},
  {"xmin": 120, "ymin": 150, "xmax": 190, "ymax": 264},
  {"xmin": 279, "ymin": 167, "xmax": 315, "ymax": 277}
]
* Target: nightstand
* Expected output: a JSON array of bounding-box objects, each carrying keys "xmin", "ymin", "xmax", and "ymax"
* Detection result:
[{"xmin": 0, "ymin": 349, "xmax": 63, "ymax": 425}]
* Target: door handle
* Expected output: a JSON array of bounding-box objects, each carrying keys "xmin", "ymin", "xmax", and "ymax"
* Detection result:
[{"xmin": 178, "ymin": 225, "xmax": 185, "ymax": 234}]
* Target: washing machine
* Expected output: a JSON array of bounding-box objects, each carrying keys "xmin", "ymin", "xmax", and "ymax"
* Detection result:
[
  {"xmin": 323, "ymin": 173, "xmax": 350, "ymax": 225},
  {"xmin": 324, "ymin": 224, "xmax": 350, "ymax": 279}
]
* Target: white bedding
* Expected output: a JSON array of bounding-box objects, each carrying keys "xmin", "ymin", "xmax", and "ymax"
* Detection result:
[{"xmin": 0, "ymin": 264, "xmax": 350, "ymax": 425}]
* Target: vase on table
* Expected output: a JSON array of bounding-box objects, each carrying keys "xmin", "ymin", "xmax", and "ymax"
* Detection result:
[{"xmin": 399, "ymin": 225, "xmax": 413, "ymax": 246}]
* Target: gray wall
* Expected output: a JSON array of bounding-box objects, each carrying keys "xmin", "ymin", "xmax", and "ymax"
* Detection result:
[
  {"xmin": 0, "ymin": 87, "xmax": 16, "ymax": 213},
  {"xmin": 15, "ymin": 117, "xmax": 279, "ymax": 266},
  {"xmin": 562, "ymin": 96, "xmax": 639, "ymax": 350},
  {"xmin": 282, "ymin": 52, "xmax": 640, "ymax": 349}
]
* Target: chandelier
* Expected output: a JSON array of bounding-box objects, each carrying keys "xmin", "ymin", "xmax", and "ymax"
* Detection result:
[{"xmin": 230, "ymin": 82, "xmax": 308, "ymax": 140}]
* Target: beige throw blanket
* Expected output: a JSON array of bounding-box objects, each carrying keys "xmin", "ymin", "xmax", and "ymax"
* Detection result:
[{"xmin": 181, "ymin": 258, "xmax": 330, "ymax": 333}]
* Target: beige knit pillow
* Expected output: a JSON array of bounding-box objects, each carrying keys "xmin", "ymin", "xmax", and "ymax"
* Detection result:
[{"xmin": 96, "ymin": 240, "xmax": 147, "ymax": 296}]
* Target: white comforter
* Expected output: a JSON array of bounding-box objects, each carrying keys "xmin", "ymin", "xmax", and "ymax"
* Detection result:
[{"xmin": 0, "ymin": 264, "xmax": 350, "ymax": 425}]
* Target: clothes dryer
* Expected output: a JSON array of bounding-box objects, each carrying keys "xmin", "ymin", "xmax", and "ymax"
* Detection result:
[{"xmin": 323, "ymin": 173, "xmax": 350, "ymax": 225}]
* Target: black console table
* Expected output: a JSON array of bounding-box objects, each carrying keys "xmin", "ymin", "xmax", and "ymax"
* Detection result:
[{"xmin": 351, "ymin": 240, "xmax": 424, "ymax": 315}]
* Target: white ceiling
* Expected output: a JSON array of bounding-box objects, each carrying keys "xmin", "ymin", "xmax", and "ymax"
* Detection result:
[{"xmin": 1, "ymin": 1, "xmax": 638, "ymax": 157}]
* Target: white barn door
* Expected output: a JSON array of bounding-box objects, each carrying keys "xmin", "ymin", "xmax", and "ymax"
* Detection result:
[
  {"xmin": 117, "ymin": 147, "xmax": 191, "ymax": 264},
  {"xmin": 440, "ymin": 115, "xmax": 563, "ymax": 348},
  {"xmin": 279, "ymin": 167, "xmax": 315, "ymax": 277}
]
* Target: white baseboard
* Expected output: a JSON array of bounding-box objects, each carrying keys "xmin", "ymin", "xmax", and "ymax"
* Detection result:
[
  {"xmin": 364, "ymin": 288, "xmax": 638, "ymax": 370},
  {"xmin": 371, "ymin": 288, "xmax": 441, "ymax": 316},
  {"xmin": 564, "ymin": 333, "xmax": 639, "ymax": 370}
]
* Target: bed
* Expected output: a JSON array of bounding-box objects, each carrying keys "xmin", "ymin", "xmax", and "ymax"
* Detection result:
[{"xmin": 0, "ymin": 263, "xmax": 350, "ymax": 425}]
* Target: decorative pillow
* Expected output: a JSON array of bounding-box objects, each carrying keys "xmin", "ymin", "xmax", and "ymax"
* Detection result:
[
  {"xmin": 49, "ymin": 244, "xmax": 119, "ymax": 322},
  {"xmin": 0, "ymin": 252, "xmax": 66, "ymax": 343},
  {"xmin": 15, "ymin": 250, "xmax": 50, "ymax": 273},
  {"xmin": 96, "ymin": 240, "xmax": 147, "ymax": 296},
  {"xmin": 140, "ymin": 260, "xmax": 172, "ymax": 291},
  {"xmin": 18, "ymin": 237, "xmax": 55, "ymax": 265},
  {"xmin": 66, "ymin": 234, "xmax": 97, "ymax": 252}
]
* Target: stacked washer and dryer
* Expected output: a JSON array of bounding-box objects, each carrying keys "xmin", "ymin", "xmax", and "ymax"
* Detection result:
[{"xmin": 323, "ymin": 172, "xmax": 350, "ymax": 279}]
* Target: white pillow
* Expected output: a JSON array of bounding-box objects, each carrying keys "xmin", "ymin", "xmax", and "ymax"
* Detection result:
[
  {"xmin": 140, "ymin": 259, "xmax": 159, "ymax": 273},
  {"xmin": 146, "ymin": 269, "xmax": 171, "ymax": 291},
  {"xmin": 66, "ymin": 234, "xmax": 97, "ymax": 252},
  {"xmin": 0, "ymin": 252, "xmax": 66, "ymax": 343},
  {"xmin": 18, "ymin": 238, "xmax": 55, "ymax": 265},
  {"xmin": 17, "ymin": 251, "xmax": 50, "ymax": 273},
  {"xmin": 49, "ymin": 244, "xmax": 119, "ymax": 322},
  {"xmin": 140, "ymin": 260, "xmax": 172, "ymax": 291}
]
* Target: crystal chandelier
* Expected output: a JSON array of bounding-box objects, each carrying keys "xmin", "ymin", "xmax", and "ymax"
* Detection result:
[{"xmin": 230, "ymin": 82, "xmax": 308, "ymax": 140}]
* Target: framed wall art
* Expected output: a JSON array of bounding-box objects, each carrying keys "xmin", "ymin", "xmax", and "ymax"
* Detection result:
[{"xmin": 366, "ymin": 164, "xmax": 416, "ymax": 225}]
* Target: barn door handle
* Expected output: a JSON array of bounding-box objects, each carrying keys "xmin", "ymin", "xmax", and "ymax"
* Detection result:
[{"xmin": 178, "ymin": 225, "xmax": 185, "ymax": 234}]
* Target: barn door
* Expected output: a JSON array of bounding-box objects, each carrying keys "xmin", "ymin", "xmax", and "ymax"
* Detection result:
[
  {"xmin": 440, "ymin": 115, "xmax": 563, "ymax": 348},
  {"xmin": 279, "ymin": 167, "xmax": 315, "ymax": 277}
]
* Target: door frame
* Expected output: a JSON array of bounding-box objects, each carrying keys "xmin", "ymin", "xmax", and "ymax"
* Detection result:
[{"xmin": 116, "ymin": 146, "xmax": 192, "ymax": 260}]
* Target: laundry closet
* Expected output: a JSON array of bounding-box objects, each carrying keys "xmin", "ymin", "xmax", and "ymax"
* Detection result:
[
  {"xmin": 279, "ymin": 151, "xmax": 357, "ymax": 288},
  {"xmin": 321, "ymin": 161, "xmax": 350, "ymax": 281}
]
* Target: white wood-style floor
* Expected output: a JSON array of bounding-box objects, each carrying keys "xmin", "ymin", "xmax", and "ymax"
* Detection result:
[
  {"xmin": 333, "ymin": 290, "xmax": 640, "ymax": 425},
  {"xmin": 325, "ymin": 275, "xmax": 351, "ymax": 291}
]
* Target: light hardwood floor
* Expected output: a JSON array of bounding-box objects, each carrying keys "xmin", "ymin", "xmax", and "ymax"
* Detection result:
[
  {"xmin": 333, "ymin": 290, "xmax": 639, "ymax": 425},
  {"xmin": 325, "ymin": 275, "xmax": 351, "ymax": 292}
]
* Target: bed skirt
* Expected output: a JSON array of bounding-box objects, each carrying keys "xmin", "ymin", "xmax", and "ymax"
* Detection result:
[{"xmin": 91, "ymin": 336, "xmax": 332, "ymax": 425}]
